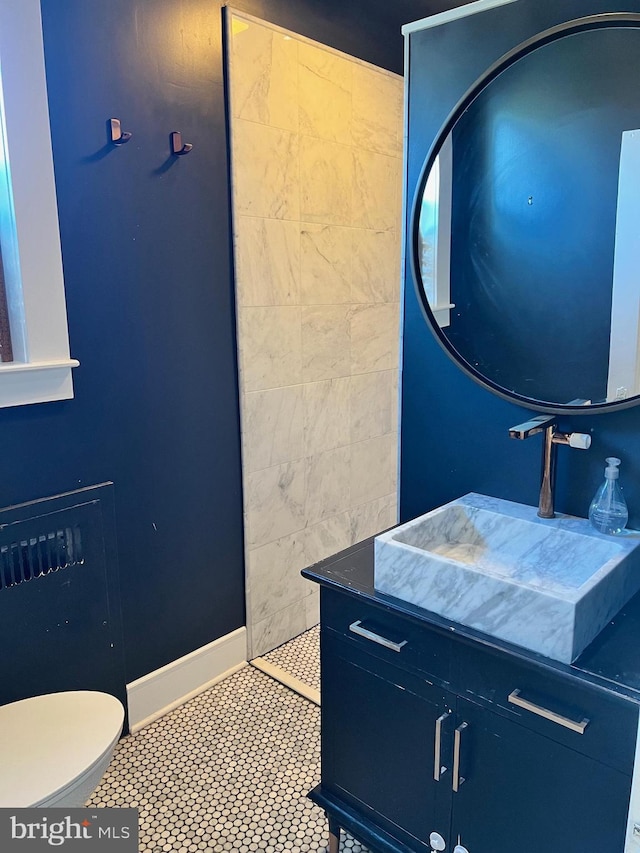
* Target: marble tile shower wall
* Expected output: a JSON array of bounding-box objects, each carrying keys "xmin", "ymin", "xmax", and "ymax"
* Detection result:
[{"xmin": 227, "ymin": 11, "xmax": 403, "ymax": 658}]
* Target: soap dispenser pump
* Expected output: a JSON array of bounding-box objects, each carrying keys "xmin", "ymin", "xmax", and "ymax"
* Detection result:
[{"xmin": 588, "ymin": 457, "xmax": 628, "ymax": 535}]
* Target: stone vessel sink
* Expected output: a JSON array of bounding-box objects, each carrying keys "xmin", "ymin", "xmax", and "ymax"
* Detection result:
[{"xmin": 374, "ymin": 493, "xmax": 640, "ymax": 663}]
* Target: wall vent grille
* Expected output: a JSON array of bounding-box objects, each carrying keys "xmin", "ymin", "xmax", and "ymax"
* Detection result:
[{"xmin": 0, "ymin": 525, "xmax": 83, "ymax": 590}]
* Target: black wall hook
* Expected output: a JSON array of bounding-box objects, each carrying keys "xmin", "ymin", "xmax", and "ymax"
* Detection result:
[
  {"xmin": 171, "ymin": 131, "xmax": 193, "ymax": 156},
  {"xmin": 109, "ymin": 118, "xmax": 132, "ymax": 145}
]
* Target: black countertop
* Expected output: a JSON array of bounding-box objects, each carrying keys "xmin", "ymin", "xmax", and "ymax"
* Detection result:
[{"xmin": 302, "ymin": 537, "xmax": 640, "ymax": 703}]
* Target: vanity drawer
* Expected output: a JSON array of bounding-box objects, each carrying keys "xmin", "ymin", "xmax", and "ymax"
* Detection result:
[
  {"xmin": 321, "ymin": 587, "xmax": 451, "ymax": 684},
  {"xmin": 453, "ymin": 640, "xmax": 638, "ymax": 775}
]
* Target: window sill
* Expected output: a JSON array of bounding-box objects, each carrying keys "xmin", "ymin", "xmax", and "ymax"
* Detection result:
[
  {"xmin": 433, "ymin": 303, "xmax": 455, "ymax": 329},
  {"xmin": 0, "ymin": 359, "xmax": 80, "ymax": 408}
]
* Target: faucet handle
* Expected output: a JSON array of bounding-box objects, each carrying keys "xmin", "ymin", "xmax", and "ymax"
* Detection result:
[
  {"xmin": 509, "ymin": 415, "xmax": 556, "ymax": 440},
  {"xmin": 568, "ymin": 433, "xmax": 591, "ymax": 450},
  {"xmin": 552, "ymin": 430, "xmax": 592, "ymax": 450}
]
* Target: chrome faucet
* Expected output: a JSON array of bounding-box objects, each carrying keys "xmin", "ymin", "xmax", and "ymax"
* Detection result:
[{"xmin": 509, "ymin": 415, "xmax": 591, "ymax": 518}]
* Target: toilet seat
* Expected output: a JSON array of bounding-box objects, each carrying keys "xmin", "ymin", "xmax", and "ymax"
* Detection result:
[{"xmin": 0, "ymin": 691, "xmax": 124, "ymax": 808}]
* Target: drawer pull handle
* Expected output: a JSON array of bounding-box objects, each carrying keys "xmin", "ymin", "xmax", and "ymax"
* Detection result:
[
  {"xmin": 453, "ymin": 722, "xmax": 467, "ymax": 793},
  {"xmin": 434, "ymin": 712, "xmax": 450, "ymax": 782},
  {"xmin": 348, "ymin": 620, "xmax": 407, "ymax": 652},
  {"xmin": 508, "ymin": 689, "xmax": 590, "ymax": 734}
]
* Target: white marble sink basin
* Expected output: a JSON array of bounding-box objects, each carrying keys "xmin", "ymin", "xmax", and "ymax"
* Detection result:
[{"xmin": 374, "ymin": 493, "xmax": 640, "ymax": 663}]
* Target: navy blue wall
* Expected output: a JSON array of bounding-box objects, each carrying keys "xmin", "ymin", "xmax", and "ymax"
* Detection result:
[
  {"xmin": 0, "ymin": 0, "xmax": 452, "ymax": 685},
  {"xmin": 402, "ymin": 0, "xmax": 640, "ymax": 528}
]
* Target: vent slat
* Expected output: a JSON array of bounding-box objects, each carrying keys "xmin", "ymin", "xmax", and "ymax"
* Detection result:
[
  {"xmin": 26, "ymin": 539, "xmax": 33, "ymax": 580},
  {"xmin": 45, "ymin": 532, "xmax": 54, "ymax": 574},
  {"xmin": 38, "ymin": 535, "xmax": 46, "ymax": 577},
  {"xmin": 31, "ymin": 539, "xmax": 38, "ymax": 578},
  {"xmin": 27, "ymin": 538, "xmax": 35, "ymax": 580},
  {"xmin": 13, "ymin": 542, "xmax": 20, "ymax": 583},
  {"xmin": 57, "ymin": 529, "xmax": 66, "ymax": 570},
  {"xmin": 73, "ymin": 525, "xmax": 83, "ymax": 564},
  {"xmin": 59, "ymin": 529, "xmax": 67, "ymax": 569}
]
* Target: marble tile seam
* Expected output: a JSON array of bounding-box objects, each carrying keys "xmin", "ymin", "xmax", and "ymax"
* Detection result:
[
  {"xmin": 230, "ymin": 113, "xmax": 403, "ymax": 154},
  {"xmin": 240, "ymin": 431, "xmax": 399, "ymax": 476}
]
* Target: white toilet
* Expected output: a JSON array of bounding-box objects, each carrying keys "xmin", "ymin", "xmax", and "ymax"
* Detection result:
[{"xmin": 0, "ymin": 691, "xmax": 124, "ymax": 807}]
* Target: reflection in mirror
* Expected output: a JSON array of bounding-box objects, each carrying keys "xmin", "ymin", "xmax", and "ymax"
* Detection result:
[
  {"xmin": 608, "ymin": 129, "xmax": 640, "ymax": 402},
  {"xmin": 414, "ymin": 19, "xmax": 640, "ymax": 411},
  {"xmin": 419, "ymin": 137, "xmax": 453, "ymax": 328}
]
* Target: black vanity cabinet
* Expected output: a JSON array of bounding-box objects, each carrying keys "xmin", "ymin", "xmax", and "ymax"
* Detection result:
[
  {"xmin": 450, "ymin": 697, "xmax": 631, "ymax": 852},
  {"xmin": 322, "ymin": 632, "xmax": 455, "ymax": 848},
  {"xmin": 304, "ymin": 542, "xmax": 640, "ymax": 853}
]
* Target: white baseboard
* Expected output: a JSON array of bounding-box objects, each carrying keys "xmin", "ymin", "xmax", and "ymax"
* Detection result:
[{"xmin": 126, "ymin": 627, "xmax": 247, "ymax": 733}]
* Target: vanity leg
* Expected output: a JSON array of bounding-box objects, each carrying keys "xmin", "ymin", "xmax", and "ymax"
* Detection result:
[{"xmin": 327, "ymin": 814, "xmax": 341, "ymax": 853}]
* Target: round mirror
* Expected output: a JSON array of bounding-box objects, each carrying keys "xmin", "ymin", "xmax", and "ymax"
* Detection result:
[{"xmin": 411, "ymin": 14, "xmax": 640, "ymax": 414}]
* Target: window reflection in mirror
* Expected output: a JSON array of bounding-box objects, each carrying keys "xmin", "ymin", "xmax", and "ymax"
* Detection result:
[
  {"xmin": 418, "ymin": 136, "xmax": 453, "ymax": 328},
  {"xmin": 418, "ymin": 156, "xmax": 437, "ymax": 304},
  {"xmin": 609, "ymin": 128, "xmax": 640, "ymax": 402}
]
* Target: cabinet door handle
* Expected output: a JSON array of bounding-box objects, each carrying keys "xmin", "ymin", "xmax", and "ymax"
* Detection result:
[
  {"xmin": 508, "ymin": 689, "xmax": 589, "ymax": 734},
  {"xmin": 348, "ymin": 620, "xmax": 407, "ymax": 652},
  {"xmin": 434, "ymin": 712, "xmax": 450, "ymax": 781},
  {"xmin": 452, "ymin": 722, "xmax": 467, "ymax": 793}
]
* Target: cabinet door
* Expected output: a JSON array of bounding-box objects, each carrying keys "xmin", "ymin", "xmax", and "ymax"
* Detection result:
[
  {"xmin": 450, "ymin": 698, "xmax": 632, "ymax": 853},
  {"xmin": 322, "ymin": 632, "xmax": 453, "ymax": 849}
]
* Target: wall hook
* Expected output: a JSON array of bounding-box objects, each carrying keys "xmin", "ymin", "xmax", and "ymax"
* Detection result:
[
  {"xmin": 171, "ymin": 131, "xmax": 193, "ymax": 156},
  {"xmin": 109, "ymin": 118, "xmax": 132, "ymax": 145}
]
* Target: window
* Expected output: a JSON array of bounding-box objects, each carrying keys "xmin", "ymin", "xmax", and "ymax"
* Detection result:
[
  {"xmin": 0, "ymin": 0, "xmax": 78, "ymax": 408},
  {"xmin": 608, "ymin": 128, "xmax": 640, "ymax": 402},
  {"xmin": 417, "ymin": 135, "xmax": 454, "ymax": 328},
  {"xmin": 0, "ymin": 242, "xmax": 13, "ymax": 362}
]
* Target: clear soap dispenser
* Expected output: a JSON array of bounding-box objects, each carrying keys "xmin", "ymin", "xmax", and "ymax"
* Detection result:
[{"xmin": 588, "ymin": 457, "xmax": 628, "ymax": 535}]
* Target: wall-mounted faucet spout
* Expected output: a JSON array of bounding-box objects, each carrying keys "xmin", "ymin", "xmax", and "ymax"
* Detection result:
[{"xmin": 509, "ymin": 415, "xmax": 591, "ymax": 518}]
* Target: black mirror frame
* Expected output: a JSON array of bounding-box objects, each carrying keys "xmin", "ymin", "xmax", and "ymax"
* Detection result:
[{"xmin": 410, "ymin": 12, "xmax": 640, "ymax": 415}]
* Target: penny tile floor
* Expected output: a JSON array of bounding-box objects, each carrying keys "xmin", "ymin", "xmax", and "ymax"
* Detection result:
[
  {"xmin": 261, "ymin": 626, "xmax": 321, "ymax": 694},
  {"xmin": 89, "ymin": 627, "xmax": 368, "ymax": 853}
]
